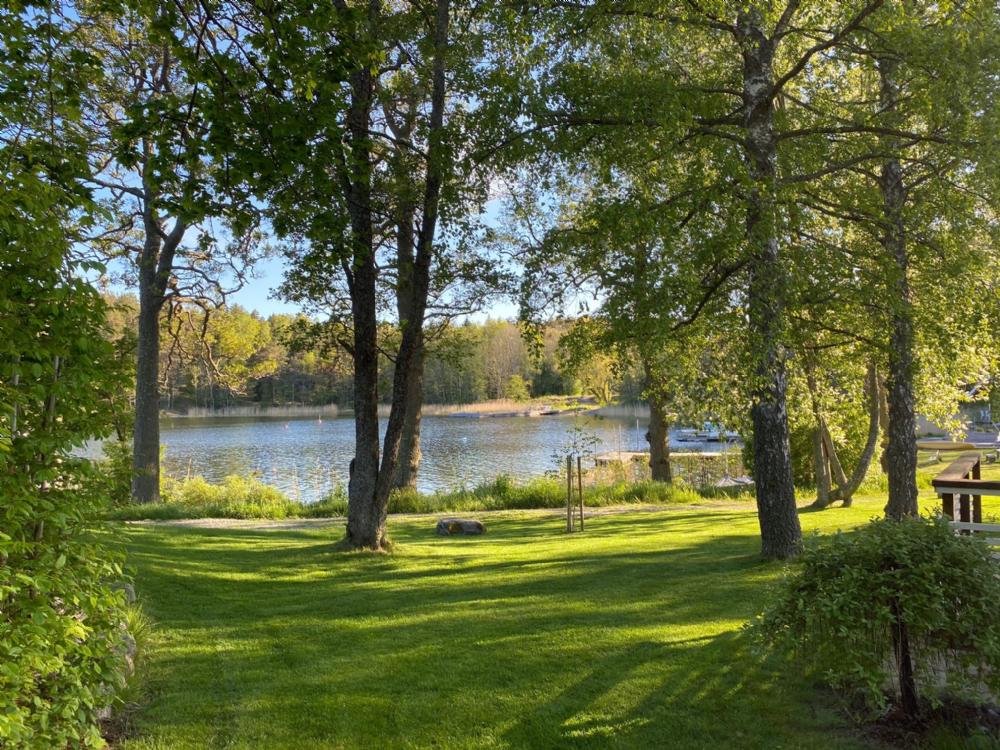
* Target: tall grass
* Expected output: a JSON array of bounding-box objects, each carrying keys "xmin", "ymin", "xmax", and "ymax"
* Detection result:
[
  {"xmin": 109, "ymin": 476, "xmax": 303, "ymax": 520},
  {"xmin": 167, "ymin": 404, "xmax": 341, "ymax": 419},
  {"xmin": 105, "ymin": 472, "xmax": 753, "ymax": 521}
]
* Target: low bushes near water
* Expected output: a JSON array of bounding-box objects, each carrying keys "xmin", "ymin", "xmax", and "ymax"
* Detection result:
[
  {"xmin": 105, "ymin": 472, "xmax": 753, "ymax": 520},
  {"xmin": 751, "ymin": 515, "xmax": 1000, "ymax": 732},
  {"xmin": 108, "ymin": 475, "xmax": 304, "ymax": 520}
]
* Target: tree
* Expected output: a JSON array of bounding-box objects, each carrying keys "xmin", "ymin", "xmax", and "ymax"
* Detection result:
[
  {"xmin": 503, "ymin": 1, "xmax": 899, "ymax": 557},
  {"xmin": 788, "ymin": 0, "xmax": 1000, "ymax": 517},
  {"xmin": 480, "ymin": 321, "xmax": 529, "ymax": 399},
  {"xmin": 863, "ymin": 5, "xmax": 998, "ymax": 518},
  {"xmin": 168, "ymin": 0, "xmax": 508, "ymax": 548},
  {"xmin": 505, "ymin": 0, "xmax": 1000, "ymax": 555},
  {"xmin": 81, "ymin": 3, "xmax": 262, "ymax": 503}
]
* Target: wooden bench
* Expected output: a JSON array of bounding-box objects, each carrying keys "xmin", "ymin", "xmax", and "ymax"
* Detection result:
[{"xmin": 931, "ymin": 452, "xmax": 1000, "ymax": 545}]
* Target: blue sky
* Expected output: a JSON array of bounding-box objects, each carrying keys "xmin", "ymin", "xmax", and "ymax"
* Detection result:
[
  {"xmin": 227, "ymin": 252, "xmax": 520, "ymax": 320},
  {"xmin": 227, "ymin": 255, "xmax": 300, "ymax": 316},
  {"xmin": 225, "ymin": 193, "xmax": 523, "ymax": 320}
]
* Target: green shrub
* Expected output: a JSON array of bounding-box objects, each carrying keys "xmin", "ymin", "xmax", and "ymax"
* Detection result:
[
  {"xmin": 751, "ymin": 516, "xmax": 1000, "ymax": 718},
  {"xmin": 304, "ymin": 488, "xmax": 349, "ymax": 517},
  {"xmin": 2, "ymin": 244, "xmax": 132, "ymax": 744},
  {"xmin": 98, "ymin": 440, "xmax": 134, "ymax": 507},
  {"xmin": 506, "ymin": 375, "xmax": 531, "ymax": 402}
]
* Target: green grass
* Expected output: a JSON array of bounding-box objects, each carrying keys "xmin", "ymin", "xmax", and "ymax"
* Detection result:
[
  {"xmin": 106, "ymin": 474, "xmax": 752, "ymax": 521},
  {"xmin": 115, "ymin": 491, "xmax": 973, "ymax": 750}
]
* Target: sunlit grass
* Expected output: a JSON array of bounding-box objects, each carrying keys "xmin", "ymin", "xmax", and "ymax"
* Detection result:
[
  {"xmin": 116, "ymin": 488, "xmax": 963, "ymax": 750},
  {"xmin": 106, "ymin": 473, "xmax": 754, "ymax": 521}
]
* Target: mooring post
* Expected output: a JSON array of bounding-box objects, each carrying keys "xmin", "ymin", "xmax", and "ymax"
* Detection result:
[
  {"xmin": 566, "ymin": 455, "xmax": 574, "ymax": 532},
  {"xmin": 577, "ymin": 454, "xmax": 584, "ymax": 531}
]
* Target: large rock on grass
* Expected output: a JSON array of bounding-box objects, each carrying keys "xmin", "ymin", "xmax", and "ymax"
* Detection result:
[{"xmin": 436, "ymin": 518, "xmax": 486, "ymax": 536}]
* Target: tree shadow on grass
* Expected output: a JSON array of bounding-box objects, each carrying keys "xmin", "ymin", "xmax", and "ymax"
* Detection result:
[{"xmin": 119, "ymin": 511, "xmax": 858, "ymax": 749}]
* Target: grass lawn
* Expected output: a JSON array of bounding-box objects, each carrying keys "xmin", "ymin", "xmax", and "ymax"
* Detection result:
[{"xmin": 117, "ymin": 491, "xmax": 977, "ymax": 750}]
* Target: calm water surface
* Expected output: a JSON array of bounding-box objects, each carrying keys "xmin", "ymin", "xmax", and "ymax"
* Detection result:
[{"xmin": 160, "ymin": 414, "xmax": 731, "ymax": 502}]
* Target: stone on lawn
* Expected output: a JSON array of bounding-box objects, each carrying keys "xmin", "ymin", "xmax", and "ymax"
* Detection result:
[{"xmin": 436, "ymin": 518, "xmax": 486, "ymax": 536}]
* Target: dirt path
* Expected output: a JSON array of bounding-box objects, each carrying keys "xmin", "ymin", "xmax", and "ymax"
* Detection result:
[{"xmin": 124, "ymin": 501, "xmax": 757, "ymax": 531}]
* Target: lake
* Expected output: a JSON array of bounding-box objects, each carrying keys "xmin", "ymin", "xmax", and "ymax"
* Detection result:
[{"xmin": 159, "ymin": 414, "xmax": 735, "ymax": 502}]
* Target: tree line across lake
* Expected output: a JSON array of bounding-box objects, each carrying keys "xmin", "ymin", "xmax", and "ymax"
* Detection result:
[{"xmin": 104, "ymin": 297, "xmax": 639, "ymax": 411}]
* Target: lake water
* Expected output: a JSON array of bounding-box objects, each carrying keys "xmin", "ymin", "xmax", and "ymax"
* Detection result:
[{"xmin": 158, "ymin": 414, "xmax": 734, "ymax": 502}]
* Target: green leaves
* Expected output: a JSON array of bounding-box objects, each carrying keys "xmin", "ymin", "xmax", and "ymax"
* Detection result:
[
  {"xmin": 751, "ymin": 516, "xmax": 1000, "ymax": 715},
  {"xmin": 1, "ymin": 6, "xmax": 133, "ymax": 747}
]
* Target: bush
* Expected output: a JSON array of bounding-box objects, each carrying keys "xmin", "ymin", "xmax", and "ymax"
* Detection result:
[
  {"xmin": 506, "ymin": 375, "xmax": 531, "ymax": 402},
  {"xmin": 2, "ymin": 251, "xmax": 132, "ymax": 746},
  {"xmin": 751, "ymin": 516, "xmax": 1000, "ymax": 718},
  {"xmin": 110, "ymin": 471, "xmax": 755, "ymax": 521},
  {"xmin": 160, "ymin": 475, "xmax": 300, "ymax": 519},
  {"xmin": 99, "ymin": 440, "xmax": 134, "ymax": 507}
]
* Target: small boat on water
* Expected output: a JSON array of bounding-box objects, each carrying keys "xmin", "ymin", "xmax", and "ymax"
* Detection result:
[{"xmin": 675, "ymin": 425, "xmax": 740, "ymax": 443}]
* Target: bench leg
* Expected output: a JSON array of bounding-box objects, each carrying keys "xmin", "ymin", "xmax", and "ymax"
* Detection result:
[
  {"xmin": 942, "ymin": 493, "xmax": 954, "ymax": 519},
  {"xmin": 959, "ymin": 494, "xmax": 971, "ymax": 532}
]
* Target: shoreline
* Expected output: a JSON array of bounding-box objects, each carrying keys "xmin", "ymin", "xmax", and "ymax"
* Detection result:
[{"xmin": 160, "ymin": 397, "xmax": 643, "ymax": 421}]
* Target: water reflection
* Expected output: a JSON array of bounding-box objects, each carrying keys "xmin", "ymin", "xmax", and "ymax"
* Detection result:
[{"xmin": 160, "ymin": 414, "xmax": 733, "ymax": 502}]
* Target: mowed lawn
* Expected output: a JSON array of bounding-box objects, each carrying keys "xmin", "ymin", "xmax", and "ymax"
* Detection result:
[{"xmin": 118, "ymin": 495, "xmax": 945, "ymax": 750}]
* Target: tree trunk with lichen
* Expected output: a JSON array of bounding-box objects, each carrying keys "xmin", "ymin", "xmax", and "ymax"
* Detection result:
[
  {"xmin": 344, "ymin": 31, "xmax": 387, "ymax": 549},
  {"xmin": 738, "ymin": 6, "xmax": 801, "ymax": 559},
  {"xmin": 877, "ymin": 57, "xmax": 918, "ymax": 521}
]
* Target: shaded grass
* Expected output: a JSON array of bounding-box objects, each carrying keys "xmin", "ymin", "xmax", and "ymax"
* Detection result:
[{"xmin": 116, "ymin": 492, "xmax": 952, "ymax": 750}]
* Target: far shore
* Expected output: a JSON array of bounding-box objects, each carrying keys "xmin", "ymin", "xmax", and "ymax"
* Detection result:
[{"xmin": 162, "ymin": 398, "xmax": 653, "ymax": 421}]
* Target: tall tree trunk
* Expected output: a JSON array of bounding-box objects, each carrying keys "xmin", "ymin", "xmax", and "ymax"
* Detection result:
[
  {"xmin": 344, "ymin": 30, "xmax": 385, "ymax": 549},
  {"xmin": 831, "ymin": 362, "xmax": 882, "ymax": 506},
  {"xmin": 820, "ymin": 422, "xmax": 849, "ymax": 489},
  {"xmin": 640, "ymin": 357, "xmax": 672, "ymax": 483},
  {"xmin": 805, "ymin": 361, "xmax": 837, "ymax": 508},
  {"xmin": 391, "ymin": 180, "xmax": 424, "ymax": 490},
  {"xmin": 394, "ymin": 343, "xmax": 425, "ymax": 489},
  {"xmin": 877, "ymin": 57, "xmax": 918, "ymax": 520},
  {"xmin": 807, "ymin": 361, "xmax": 882, "ymax": 509},
  {"xmin": 132, "ymin": 265, "xmax": 162, "ymax": 504},
  {"xmin": 345, "ymin": 0, "xmax": 449, "ymax": 548},
  {"xmin": 812, "ymin": 427, "xmax": 831, "ymax": 507},
  {"xmin": 739, "ymin": 7, "xmax": 801, "ymax": 559},
  {"xmin": 347, "ymin": 264, "xmax": 383, "ymax": 549},
  {"xmin": 130, "ymin": 133, "xmax": 186, "ymax": 504},
  {"xmin": 375, "ymin": 0, "xmax": 449, "ymax": 511},
  {"xmin": 647, "ymin": 396, "xmax": 672, "ymax": 483}
]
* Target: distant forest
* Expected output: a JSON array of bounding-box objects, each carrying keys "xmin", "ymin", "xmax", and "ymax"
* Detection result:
[{"xmin": 105, "ymin": 296, "xmax": 643, "ymax": 411}]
